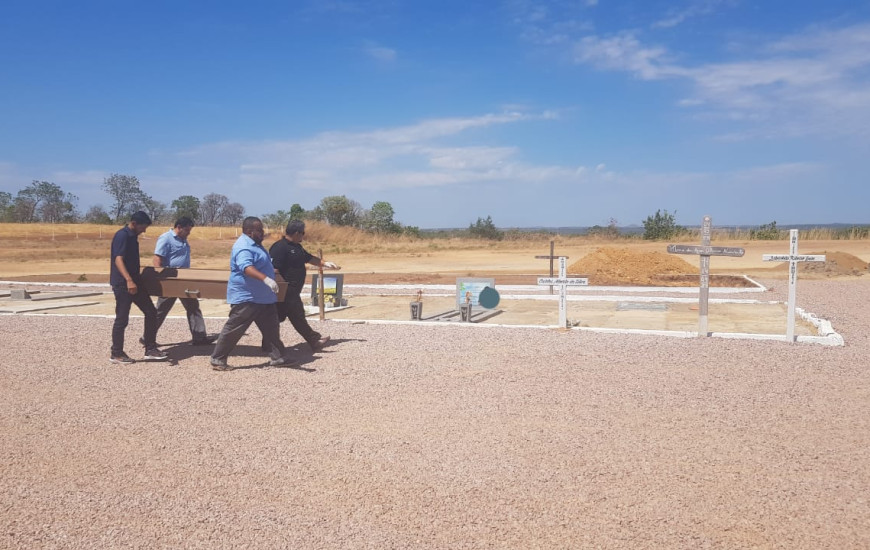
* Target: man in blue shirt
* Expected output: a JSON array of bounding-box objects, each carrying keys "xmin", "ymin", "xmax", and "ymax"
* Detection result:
[
  {"xmin": 109, "ymin": 211, "xmax": 169, "ymax": 364},
  {"xmin": 152, "ymin": 216, "xmax": 218, "ymax": 346},
  {"xmin": 210, "ymin": 216, "xmax": 295, "ymax": 371}
]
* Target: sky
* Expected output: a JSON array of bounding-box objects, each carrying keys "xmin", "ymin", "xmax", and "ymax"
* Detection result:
[{"xmin": 1, "ymin": 0, "xmax": 869, "ymax": 229}]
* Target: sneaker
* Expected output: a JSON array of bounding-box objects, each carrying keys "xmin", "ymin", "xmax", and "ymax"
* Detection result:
[
  {"xmin": 310, "ymin": 336, "xmax": 330, "ymax": 352},
  {"xmin": 268, "ymin": 356, "xmax": 297, "ymax": 368},
  {"xmin": 191, "ymin": 333, "xmax": 219, "ymax": 345},
  {"xmin": 143, "ymin": 348, "xmax": 169, "ymax": 361},
  {"xmin": 110, "ymin": 353, "xmax": 135, "ymax": 364},
  {"xmin": 210, "ymin": 358, "xmax": 231, "ymax": 371}
]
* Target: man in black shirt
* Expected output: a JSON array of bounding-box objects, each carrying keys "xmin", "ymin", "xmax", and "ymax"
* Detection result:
[
  {"xmin": 268, "ymin": 220, "xmax": 338, "ymax": 352},
  {"xmin": 109, "ymin": 211, "xmax": 169, "ymax": 364}
]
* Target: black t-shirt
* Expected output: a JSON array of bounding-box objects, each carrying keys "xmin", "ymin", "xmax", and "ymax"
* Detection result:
[
  {"xmin": 269, "ymin": 238, "xmax": 314, "ymax": 291},
  {"xmin": 110, "ymin": 225, "xmax": 141, "ymax": 288}
]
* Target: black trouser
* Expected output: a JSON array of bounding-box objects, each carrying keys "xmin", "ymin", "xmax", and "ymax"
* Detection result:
[
  {"xmin": 111, "ymin": 285, "xmax": 158, "ymax": 356},
  {"xmin": 155, "ymin": 296, "xmax": 207, "ymax": 340},
  {"xmin": 212, "ymin": 302, "xmax": 285, "ymax": 362},
  {"xmin": 278, "ymin": 290, "xmax": 321, "ymax": 346}
]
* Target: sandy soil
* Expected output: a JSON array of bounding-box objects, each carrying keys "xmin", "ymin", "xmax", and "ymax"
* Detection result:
[
  {"xmin": 1, "ymin": 278, "xmax": 869, "ymax": 548},
  {"xmin": 2, "ymin": 239, "xmax": 869, "ymax": 548}
]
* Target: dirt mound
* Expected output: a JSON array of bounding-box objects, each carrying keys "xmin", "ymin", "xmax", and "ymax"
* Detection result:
[
  {"xmin": 771, "ymin": 251, "xmax": 869, "ymax": 277},
  {"xmin": 568, "ymin": 247, "xmax": 699, "ymax": 286}
]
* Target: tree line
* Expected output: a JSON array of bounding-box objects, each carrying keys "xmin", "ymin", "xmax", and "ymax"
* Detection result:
[{"xmin": 0, "ymin": 175, "xmax": 418, "ymax": 237}]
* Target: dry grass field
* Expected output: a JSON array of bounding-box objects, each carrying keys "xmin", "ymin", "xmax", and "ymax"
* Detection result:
[{"xmin": 1, "ymin": 222, "xmax": 868, "ymax": 284}]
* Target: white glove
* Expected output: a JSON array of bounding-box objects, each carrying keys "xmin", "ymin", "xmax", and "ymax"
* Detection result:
[
  {"xmin": 264, "ymin": 277, "xmax": 279, "ymax": 294},
  {"xmin": 323, "ymin": 261, "xmax": 339, "ymax": 269}
]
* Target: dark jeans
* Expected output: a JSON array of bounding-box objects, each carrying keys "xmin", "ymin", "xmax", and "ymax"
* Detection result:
[
  {"xmin": 212, "ymin": 302, "xmax": 286, "ymax": 362},
  {"xmin": 155, "ymin": 296, "xmax": 207, "ymax": 340},
  {"xmin": 277, "ymin": 291, "xmax": 321, "ymax": 345},
  {"xmin": 111, "ymin": 286, "xmax": 158, "ymax": 356}
]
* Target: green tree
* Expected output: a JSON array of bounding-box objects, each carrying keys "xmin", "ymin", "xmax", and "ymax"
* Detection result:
[
  {"xmin": 140, "ymin": 194, "xmax": 167, "ymax": 224},
  {"xmin": 468, "ymin": 215, "xmax": 504, "ymax": 240},
  {"xmin": 102, "ymin": 174, "xmax": 146, "ymax": 222},
  {"xmin": 319, "ymin": 195, "xmax": 361, "ymax": 226},
  {"xmin": 289, "ymin": 203, "xmax": 306, "ymax": 221},
  {"xmin": 84, "ymin": 205, "xmax": 113, "ymax": 224},
  {"xmin": 171, "ymin": 195, "xmax": 201, "ymax": 222},
  {"xmin": 642, "ymin": 209, "xmax": 683, "ymax": 240},
  {"xmin": 262, "ymin": 210, "xmax": 291, "ymax": 230},
  {"xmin": 750, "ymin": 221, "xmax": 781, "ymax": 240},
  {"xmin": 11, "ymin": 181, "xmax": 77, "ymax": 222},
  {"xmin": 364, "ymin": 201, "xmax": 401, "ymax": 233},
  {"xmin": 0, "ymin": 191, "xmax": 14, "ymax": 222}
]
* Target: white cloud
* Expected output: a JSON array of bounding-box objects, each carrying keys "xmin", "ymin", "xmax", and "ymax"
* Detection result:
[
  {"xmin": 572, "ymin": 23, "xmax": 870, "ymax": 139},
  {"xmin": 364, "ymin": 42, "xmax": 397, "ymax": 63},
  {"xmin": 652, "ymin": 0, "xmax": 736, "ymax": 29}
]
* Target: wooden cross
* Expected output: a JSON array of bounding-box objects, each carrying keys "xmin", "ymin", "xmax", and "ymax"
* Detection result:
[
  {"xmin": 667, "ymin": 215, "xmax": 745, "ymax": 337},
  {"xmin": 537, "ymin": 256, "xmax": 588, "ymax": 328},
  {"xmin": 762, "ymin": 229, "xmax": 825, "ymax": 342},
  {"xmin": 535, "ymin": 240, "xmax": 567, "ymax": 295}
]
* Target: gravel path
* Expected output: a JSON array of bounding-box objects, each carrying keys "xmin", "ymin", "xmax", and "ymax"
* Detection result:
[{"xmin": 2, "ymin": 279, "xmax": 869, "ymax": 549}]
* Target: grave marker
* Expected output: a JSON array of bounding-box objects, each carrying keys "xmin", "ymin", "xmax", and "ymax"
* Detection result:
[
  {"xmin": 537, "ymin": 256, "xmax": 588, "ymax": 328},
  {"xmin": 535, "ymin": 241, "xmax": 567, "ymax": 295},
  {"xmin": 762, "ymin": 229, "xmax": 825, "ymax": 342},
  {"xmin": 667, "ymin": 216, "xmax": 745, "ymax": 337}
]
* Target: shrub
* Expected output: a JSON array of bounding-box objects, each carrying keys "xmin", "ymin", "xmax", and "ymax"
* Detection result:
[{"xmin": 642, "ymin": 210, "xmax": 683, "ymax": 240}]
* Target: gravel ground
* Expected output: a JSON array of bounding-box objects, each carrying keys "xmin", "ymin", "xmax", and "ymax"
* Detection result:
[{"xmin": 1, "ymin": 278, "xmax": 869, "ymax": 549}]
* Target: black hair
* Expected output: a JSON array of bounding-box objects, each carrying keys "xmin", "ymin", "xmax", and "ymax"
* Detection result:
[
  {"xmin": 130, "ymin": 211, "xmax": 152, "ymax": 226},
  {"xmin": 285, "ymin": 220, "xmax": 306, "ymax": 236},
  {"xmin": 175, "ymin": 216, "xmax": 195, "ymax": 229},
  {"xmin": 242, "ymin": 216, "xmax": 261, "ymax": 233}
]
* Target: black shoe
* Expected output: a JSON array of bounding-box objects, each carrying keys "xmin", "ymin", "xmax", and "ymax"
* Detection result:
[
  {"xmin": 143, "ymin": 348, "xmax": 169, "ymax": 361},
  {"xmin": 110, "ymin": 352, "xmax": 135, "ymax": 365},
  {"xmin": 210, "ymin": 358, "xmax": 231, "ymax": 371},
  {"xmin": 192, "ymin": 333, "xmax": 219, "ymax": 345},
  {"xmin": 268, "ymin": 356, "xmax": 297, "ymax": 368},
  {"xmin": 310, "ymin": 336, "xmax": 330, "ymax": 352}
]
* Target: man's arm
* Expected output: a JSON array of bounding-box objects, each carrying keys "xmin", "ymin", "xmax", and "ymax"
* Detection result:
[
  {"xmin": 114, "ymin": 255, "xmax": 138, "ymax": 294},
  {"xmin": 244, "ymin": 265, "xmax": 279, "ymax": 294},
  {"xmin": 152, "ymin": 255, "xmax": 165, "ymax": 268}
]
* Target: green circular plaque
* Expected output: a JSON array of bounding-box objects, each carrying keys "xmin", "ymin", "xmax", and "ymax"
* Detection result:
[{"xmin": 478, "ymin": 286, "xmax": 500, "ymax": 309}]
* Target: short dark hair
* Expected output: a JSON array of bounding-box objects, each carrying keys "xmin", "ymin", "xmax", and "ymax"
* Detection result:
[
  {"xmin": 175, "ymin": 217, "xmax": 195, "ymax": 229},
  {"xmin": 285, "ymin": 220, "xmax": 306, "ymax": 236},
  {"xmin": 130, "ymin": 211, "xmax": 152, "ymax": 226},
  {"xmin": 242, "ymin": 216, "xmax": 261, "ymax": 234}
]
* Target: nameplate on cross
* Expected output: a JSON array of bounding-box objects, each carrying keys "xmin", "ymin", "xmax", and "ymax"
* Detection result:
[
  {"xmin": 667, "ymin": 215, "xmax": 745, "ymax": 337},
  {"xmin": 537, "ymin": 256, "xmax": 588, "ymax": 328},
  {"xmin": 762, "ymin": 229, "xmax": 825, "ymax": 342}
]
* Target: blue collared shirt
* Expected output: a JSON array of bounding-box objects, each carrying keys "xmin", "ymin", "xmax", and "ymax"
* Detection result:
[
  {"xmin": 227, "ymin": 233, "xmax": 277, "ymax": 305},
  {"xmin": 154, "ymin": 229, "xmax": 191, "ymax": 268}
]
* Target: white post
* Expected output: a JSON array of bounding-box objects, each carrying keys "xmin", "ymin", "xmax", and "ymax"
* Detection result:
[
  {"xmin": 762, "ymin": 229, "xmax": 825, "ymax": 342},
  {"xmin": 698, "ymin": 216, "xmax": 711, "ymax": 337},
  {"xmin": 558, "ymin": 257, "xmax": 567, "ymax": 328},
  {"xmin": 537, "ymin": 257, "xmax": 588, "ymax": 328}
]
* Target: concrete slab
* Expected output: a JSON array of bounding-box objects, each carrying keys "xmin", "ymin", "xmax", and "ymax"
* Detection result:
[{"xmin": 0, "ymin": 300, "xmax": 101, "ymax": 313}]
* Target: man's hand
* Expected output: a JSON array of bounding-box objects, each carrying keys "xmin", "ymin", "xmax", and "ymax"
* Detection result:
[
  {"xmin": 264, "ymin": 277, "xmax": 279, "ymax": 294},
  {"xmin": 127, "ymin": 280, "xmax": 138, "ymax": 295},
  {"xmin": 323, "ymin": 261, "xmax": 339, "ymax": 270}
]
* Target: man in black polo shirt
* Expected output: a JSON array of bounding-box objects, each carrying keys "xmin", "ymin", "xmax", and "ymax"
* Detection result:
[
  {"xmin": 109, "ymin": 211, "xmax": 169, "ymax": 364},
  {"xmin": 268, "ymin": 220, "xmax": 338, "ymax": 352}
]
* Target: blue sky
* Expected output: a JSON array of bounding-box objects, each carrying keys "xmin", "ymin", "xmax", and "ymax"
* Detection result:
[{"xmin": 2, "ymin": 0, "xmax": 869, "ymax": 229}]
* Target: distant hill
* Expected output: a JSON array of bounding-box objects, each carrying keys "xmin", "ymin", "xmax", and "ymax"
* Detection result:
[{"xmin": 423, "ymin": 222, "xmax": 869, "ymax": 235}]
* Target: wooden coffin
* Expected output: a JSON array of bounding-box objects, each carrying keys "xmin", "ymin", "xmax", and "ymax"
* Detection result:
[{"xmin": 140, "ymin": 267, "xmax": 288, "ymax": 301}]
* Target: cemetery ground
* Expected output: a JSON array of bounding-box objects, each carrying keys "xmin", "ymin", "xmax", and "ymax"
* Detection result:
[{"xmin": 1, "ymin": 231, "xmax": 870, "ymax": 547}]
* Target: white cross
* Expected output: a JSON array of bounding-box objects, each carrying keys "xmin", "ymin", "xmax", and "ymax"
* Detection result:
[
  {"xmin": 762, "ymin": 229, "xmax": 825, "ymax": 342},
  {"xmin": 537, "ymin": 256, "xmax": 588, "ymax": 328},
  {"xmin": 667, "ymin": 215, "xmax": 745, "ymax": 337}
]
